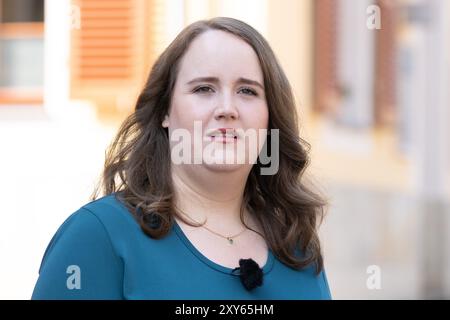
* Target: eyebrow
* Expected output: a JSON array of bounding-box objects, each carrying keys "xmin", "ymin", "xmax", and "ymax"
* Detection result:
[{"xmin": 186, "ymin": 77, "xmax": 265, "ymax": 90}]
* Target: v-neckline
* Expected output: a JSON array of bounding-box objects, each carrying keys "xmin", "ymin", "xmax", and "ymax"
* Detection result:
[{"xmin": 172, "ymin": 219, "xmax": 275, "ymax": 275}]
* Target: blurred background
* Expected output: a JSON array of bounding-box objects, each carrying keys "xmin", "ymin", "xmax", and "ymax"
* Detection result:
[{"xmin": 0, "ymin": 0, "xmax": 449, "ymax": 299}]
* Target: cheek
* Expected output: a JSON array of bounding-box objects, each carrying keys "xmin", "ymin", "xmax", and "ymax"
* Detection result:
[
  {"xmin": 170, "ymin": 95, "xmax": 212, "ymax": 128},
  {"xmin": 239, "ymin": 102, "xmax": 269, "ymax": 129}
]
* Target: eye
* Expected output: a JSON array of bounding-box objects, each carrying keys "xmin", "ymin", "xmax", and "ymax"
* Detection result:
[
  {"xmin": 238, "ymin": 87, "xmax": 257, "ymax": 96},
  {"xmin": 193, "ymin": 86, "xmax": 214, "ymax": 94}
]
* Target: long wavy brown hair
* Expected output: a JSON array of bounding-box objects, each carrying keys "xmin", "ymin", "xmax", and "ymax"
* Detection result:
[{"xmin": 91, "ymin": 17, "xmax": 328, "ymax": 273}]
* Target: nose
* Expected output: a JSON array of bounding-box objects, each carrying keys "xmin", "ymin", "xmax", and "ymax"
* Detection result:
[{"xmin": 213, "ymin": 93, "xmax": 239, "ymax": 121}]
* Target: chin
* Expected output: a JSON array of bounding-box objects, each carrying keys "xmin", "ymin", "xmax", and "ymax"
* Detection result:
[
  {"xmin": 201, "ymin": 158, "xmax": 247, "ymax": 173},
  {"xmin": 203, "ymin": 164, "xmax": 246, "ymax": 172}
]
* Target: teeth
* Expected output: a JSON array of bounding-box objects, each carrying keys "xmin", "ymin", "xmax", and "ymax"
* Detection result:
[
  {"xmin": 212, "ymin": 134, "xmax": 235, "ymax": 138},
  {"xmin": 214, "ymin": 135, "xmax": 235, "ymax": 138}
]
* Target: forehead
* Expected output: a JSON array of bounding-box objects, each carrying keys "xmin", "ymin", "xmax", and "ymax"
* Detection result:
[{"xmin": 177, "ymin": 29, "xmax": 263, "ymax": 82}]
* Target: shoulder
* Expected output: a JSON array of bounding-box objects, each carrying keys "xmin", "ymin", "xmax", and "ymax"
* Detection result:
[
  {"xmin": 32, "ymin": 196, "xmax": 128, "ymax": 299},
  {"xmin": 66, "ymin": 193, "xmax": 142, "ymax": 253},
  {"xmin": 56, "ymin": 193, "xmax": 137, "ymax": 243},
  {"xmin": 37, "ymin": 193, "xmax": 137, "ymax": 273},
  {"xmin": 81, "ymin": 193, "xmax": 140, "ymax": 233},
  {"xmin": 291, "ymin": 247, "xmax": 332, "ymax": 299},
  {"xmin": 318, "ymin": 269, "xmax": 332, "ymax": 299}
]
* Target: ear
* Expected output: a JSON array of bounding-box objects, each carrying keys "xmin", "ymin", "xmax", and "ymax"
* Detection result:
[{"xmin": 162, "ymin": 115, "xmax": 169, "ymax": 128}]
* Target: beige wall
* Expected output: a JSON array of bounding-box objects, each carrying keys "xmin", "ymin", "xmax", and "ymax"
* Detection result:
[{"xmin": 267, "ymin": 0, "xmax": 313, "ymax": 119}]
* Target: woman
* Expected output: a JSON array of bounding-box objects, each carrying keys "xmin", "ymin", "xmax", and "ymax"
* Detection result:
[{"xmin": 32, "ymin": 17, "xmax": 331, "ymax": 299}]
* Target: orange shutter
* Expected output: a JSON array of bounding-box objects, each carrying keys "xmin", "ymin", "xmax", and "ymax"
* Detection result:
[
  {"xmin": 70, "ymin": 0, "xmax": 160, "ymax": 117},
  {"xmin": 313, "ymin": 0, "xmax": 339, "ymax": 115}
]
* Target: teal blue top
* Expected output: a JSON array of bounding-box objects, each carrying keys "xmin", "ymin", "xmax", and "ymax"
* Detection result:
[{"xmin": 32, "ymin": 193, "xmax": 332, "ymax": 300}]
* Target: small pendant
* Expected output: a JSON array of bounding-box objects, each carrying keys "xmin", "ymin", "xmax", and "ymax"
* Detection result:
[{"xmin": 227, "ymin": 237, "xmax": 234, "ymax": 244}]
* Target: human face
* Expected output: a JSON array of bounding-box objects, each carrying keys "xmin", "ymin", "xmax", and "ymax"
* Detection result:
[{"xmin": 165, "ymin": 30, "xmax": 269, "ymax": 172}]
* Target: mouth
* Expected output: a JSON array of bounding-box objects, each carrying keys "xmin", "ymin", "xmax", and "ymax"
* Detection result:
[{"xmin": 207, "ymin": 128, "xmax": 239, "ymax": 144}]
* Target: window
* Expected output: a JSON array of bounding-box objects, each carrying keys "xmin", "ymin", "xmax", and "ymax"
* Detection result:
[
  {"xmin": 1, "ymin": 0, "xmax": 44, "ymax": 22},
  {"xmin": 0, "ymin": 0, "xmax": 44, "ymax": 104}
]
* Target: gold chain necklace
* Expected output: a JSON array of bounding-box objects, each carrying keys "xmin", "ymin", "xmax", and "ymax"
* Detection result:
[
  {"xmin": 200, "ymin": 223, "xmax": 248, "ymax": 244},
  {"xmin": 180, "ymin": 212, "xmax": 248, "ymax": 245}
]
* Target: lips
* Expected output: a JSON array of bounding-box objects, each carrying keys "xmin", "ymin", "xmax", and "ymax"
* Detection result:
[{"xmin": 206, "ymin": 128, "xmax": 239, "ymax": 143}]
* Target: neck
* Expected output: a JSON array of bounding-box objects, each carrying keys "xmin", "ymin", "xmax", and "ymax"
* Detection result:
[{"xmin": 171, "ymin": 164, "xmax": 252, "ymax": 231}]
